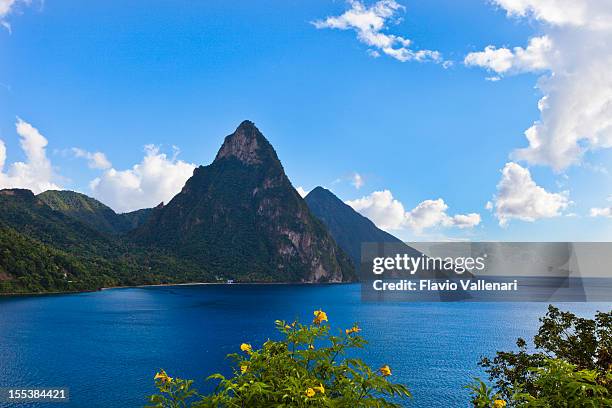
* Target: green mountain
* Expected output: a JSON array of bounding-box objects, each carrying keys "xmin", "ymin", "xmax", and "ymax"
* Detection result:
[
  {"xmin": 0, "ymin": 189, "xmax": 196, "ymax": 294},
  {"xmin": 38, "ymin": 190, "xmax": 152, "ymax": 234},
  {"xmin": 0, "ymin": 121, "xmax": 356, "ymax": 293},
  {"xmin": 132, "ymin": 121, "xmax": 355, "ymax": 283},
  {"xmin": 119, "ymin": 207, "xmax": 154, "ymax": 231},
  {"xmin": 304, "ymin": 186, "xmax": 404, "ymax": 267}
]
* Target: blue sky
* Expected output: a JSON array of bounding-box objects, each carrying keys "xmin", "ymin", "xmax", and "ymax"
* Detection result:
[{"xmin": 1, "ymin": 0, "xmax": 612, "ymax": 241}]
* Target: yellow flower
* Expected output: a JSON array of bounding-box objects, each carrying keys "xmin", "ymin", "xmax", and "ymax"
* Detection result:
[
  {"xmin": 240, "ymin": 343, "xmax": 252, "ymax": 353},
  {"xmin": 154, "ymin": 369, "xmax": 172, "ymax": 383},
  {"xmin": 305, "ymin": 388, "xmax": 316, "ymax": 397},
  {"xmin": 308, "ymin": 344, "xmax": 315, "ymax": 350},
  {"xmin": 314, "ymin": 383, "xmax": 325, "ymax": 394},
  {"xmin": 285, "ymin": 325, "xmax": 291, "ymax": 330},
  {"xmin": 379, "ymin": 365, "xmax": 392, "ymax": 377},
  {"xmin": 345, "ymin": 325, "xmax": 361, "ymax": 335},
  {"xmin": 240, "ymin": 364, "xmax": 248, "ymax": 374},
  {"xmin": 493, "ymin": 400, "xmax": 507, "ymax": 408},
  {"xmin": 313, "ymin": 310, "xmax": 328, "ymax": 325}
]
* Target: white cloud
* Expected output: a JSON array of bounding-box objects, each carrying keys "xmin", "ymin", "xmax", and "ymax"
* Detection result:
[
  {"xmin": 464, "ymin": 35, "xmax": 553, "ymax": 74},
  {"xmin": 296, "ymin": 186, "xmax": 309, "ymax": 198},
  {"xmin": 467, "ymin": 1, "xmax": 612, "ymax": 171},
  {"xmin": 491, "ymin": 162, "xmax": 569, "ymax": 226},
  {"xmin": 89, "ymin": 145, "xmax": 195, "ymax": 213},
  {"xmin": 72, "ymin": 147, "xmax": 112, "ymax": 170},
  {"xmin": 404, "ymin": 199, "xmax": 481, "ymax": 232},
  {"xmin": 492, "ymin": 0, "xmax": 612, "ymax": 29},
  {"xmin": 590, "ymin": 207, "xmax": 612, "ymax": 218},
  {"xmin": 312, "ymin": 0, "xmax": 445, "ymax": 64},
  {"xmin": 0, "ymin": 139, "xmax": 5, "ymax": 169},
  {"xmin": 0, "ymin": 0, "xmax": 30, "ymax": 32},
  {"xmin": 0, "ymin": 0, "xmax": 16, "ymax": 18},
  {"xmin": 346, "ymin": 189, "xmax": 480, "ymax": 233},
  {"xmin": 351, "ymin": 172, "xmax": 364, "ymax": 189},
  {"xmin": 451, "ymin": 213, "xmax": 483, "ymax": 229},
  {"xmin": 347, "ymin": 190, "xmax": 406, "ymax": 230},
  {"xmin": 0, "ymin": 118, "xmax": 61, "ymax": 193}
]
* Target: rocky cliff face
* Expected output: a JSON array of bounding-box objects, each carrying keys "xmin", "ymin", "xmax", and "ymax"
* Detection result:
[{"xmin": 132, "ymin": 121, "xmax": 355, "ymax": 282}]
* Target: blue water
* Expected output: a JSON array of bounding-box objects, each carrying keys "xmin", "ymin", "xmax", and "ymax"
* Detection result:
[{"xmin": 0, "ymin": 284, "xmax": 609, "ymax": 407}]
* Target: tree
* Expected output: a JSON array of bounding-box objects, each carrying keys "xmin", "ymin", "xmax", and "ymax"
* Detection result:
[{"xmin": 469, "ymin": 305, "xmax": 612, "ymax": 407}]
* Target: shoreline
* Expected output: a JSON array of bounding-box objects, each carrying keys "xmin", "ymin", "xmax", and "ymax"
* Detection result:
[
  {"xmin": 0, "ymin": 280, "xmax": 355, "ymax": 297},
  {"xmin": 105, "ymin": 280, "xmax": 354, "ymax": 290}
]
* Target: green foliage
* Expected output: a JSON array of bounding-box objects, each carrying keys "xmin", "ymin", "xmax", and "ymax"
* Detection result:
[
  {"xmin": 149, "ymin": 371, "xmax": 199, "ymax": 408},
  {"xmin": 468, "ymin": 359, "xmax": 612, "ymax": 407},
  {"xmin": 0, "ymin": 222, "xmax": 114, "ymax": 293},
  {"xmin": 466, "ymin": 378, "xmax": 507, "ymax": 408},
  {"xmin": 470, "ymin": 305, "xmax": 612, "ymax": 407},
  {"xmin": 515, "ymin": 359, "xmax": 612, "ymax": 407},
  {"xmin": 0, "ymin": 189, "xmax": 205, "ymax": 294},
  {"xmin": 148, "ymin": 310, "xmax": 410, "ymax": 407},
  {"xmin": 38, "ymin": 190, "xmax": 153, "ymax": 234}
]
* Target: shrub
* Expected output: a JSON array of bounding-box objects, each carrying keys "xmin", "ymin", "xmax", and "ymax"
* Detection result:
[
  {"xmin": 469, "ymin": 305, "xmax": 612, "ymax": 407},
  {"xmin": 468, "ymin": 358, "xmax": 612, "ymax": 407},
  {"xmin": 147, "ymin": 310, "xmax": 411, "ymax": 407}
]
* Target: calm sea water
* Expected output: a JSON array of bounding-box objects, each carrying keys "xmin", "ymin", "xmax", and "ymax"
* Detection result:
[{"xmin": 0, "ymin": 284, "xmax": 608, "ymax": 407}]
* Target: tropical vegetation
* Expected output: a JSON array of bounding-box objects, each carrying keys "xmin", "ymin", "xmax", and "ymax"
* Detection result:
[{"xmin": 147, "ymin": 309, "xmax": 411, "ymax": 407}]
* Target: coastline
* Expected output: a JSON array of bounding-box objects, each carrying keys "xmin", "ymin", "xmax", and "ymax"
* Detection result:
[
  {"xmin": 104, "ymin": 280, "xmax": 354, "ymax": 290},
  {"xmin": 0, "ymin": 280, "xmax": 354, "ymax": 297}
]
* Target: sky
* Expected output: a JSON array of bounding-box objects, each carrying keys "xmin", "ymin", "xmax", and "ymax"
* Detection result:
[{"xmin": 1, "ymin": 0, "xmax": 612, "ymax": 241}]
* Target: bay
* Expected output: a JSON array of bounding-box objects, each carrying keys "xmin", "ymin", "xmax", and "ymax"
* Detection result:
[{"xmin": 0, "ymin": 284, "xmax": 607, "ymax": 407}]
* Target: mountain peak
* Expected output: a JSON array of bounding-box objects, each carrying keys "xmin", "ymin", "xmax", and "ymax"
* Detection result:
[
  {"xmin": 215, "ymin": 120, "xmax": 275, "ymax": 165},
  {"xmin": 307, "ymin": 186, "xmax": 333, "ymax": 199},
  {"xmin": 237, "ymin": 119, "xmax": 256, "ymax": 131},
  {"xmin": 134, "ymin": 123, "xmax": 355, "ymax": 283}
]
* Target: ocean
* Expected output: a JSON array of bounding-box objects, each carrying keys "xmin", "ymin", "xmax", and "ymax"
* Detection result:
[{"xmin": 0, "ymin": 284, "xmax": 608, "ymax": 407}]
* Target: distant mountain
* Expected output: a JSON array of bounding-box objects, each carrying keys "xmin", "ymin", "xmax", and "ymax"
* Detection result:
[
  {"xmin": 305, "ymin": 187, "xmax": 472, "ymax": 285},
  {"xmin": 38, "ymin": 190, "xmax": 152, "ymax": 234},
  {"xmin": 305, "ymin": 187, "xmax": 405, "ymax": 267},
  {"xmin": 132, "ymin": 121, "xmax": 355, "ymax": 283}
]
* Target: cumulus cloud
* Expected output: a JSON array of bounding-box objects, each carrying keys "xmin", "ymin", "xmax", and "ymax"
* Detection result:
[
  {"xmin": 312, "ymin": 0, "xmax": 445, "ymax": 64},
  {"xmin": 346, "ymin": 190, "xmax": 406, "ymax": 230},
  {"xmin": 493, "ymin": 0, "xmax": 612, "ymax": 29},
  {"xmin": 467, "ymin": 0, "xmax": 612, "ymax": 171},
  {"xmin": 346, "ymin": 190, "xmax": 480, "ymax": 233},
  {"xmin": 464, "ymin": 35, "xmax": 553, "ymax": 74},
  {"xmin": 71, "ymin": 148, "xmax": 112, "ymax": 170},
  {"xmin": 404, "ymin": 199, "xmax": 481, "ymax": 232},
  {"xmin": 0, "ymin": 118, "xmax": 61, "ymax": 193},
  {"xmin": 89, "ymin": 145, "xmax": 195, "ymax": 213},
  {"xmin": 351, "ymin": 172, "xmax": 364, "ymax": 189},
  {"xmin": 490, "ymin": 162, "xmax": 569, "ymax": 226}
]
